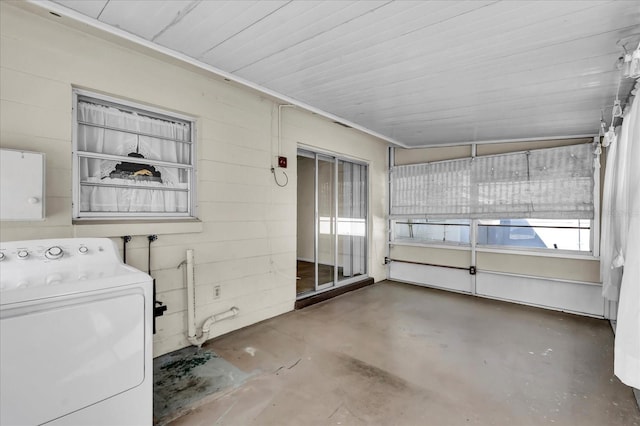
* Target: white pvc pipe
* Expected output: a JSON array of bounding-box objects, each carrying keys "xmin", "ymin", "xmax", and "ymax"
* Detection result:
[
  {"xmin": 188, "ymin": 307, "xmax": 239, "ymax": 348},
  {"xmin": 185, "ymin": 248, "xmax": 239, "ymax": 347},
  {"xmin": 185, "ymin": 249, "xmax": 196, "ymax": 339}
]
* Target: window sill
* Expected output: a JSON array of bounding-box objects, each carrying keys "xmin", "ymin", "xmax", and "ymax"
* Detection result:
[
  {"xmin": 72, "ymin": 218, "xmax": 203, "ymax": 237},
  {"xmin": 389, "ymin": 241, "xmax": 598, "ymax": 260},
  {"xmin": 475, "ymin": 246, "xmax": 598, "ymax": 260},
  {"xmin": 390, "ymin": 241, "xmax": 471, "ymax": 251}
]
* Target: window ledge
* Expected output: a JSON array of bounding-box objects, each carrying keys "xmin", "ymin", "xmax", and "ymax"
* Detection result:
[
  {"xmin": 475, "ymin": 246, "xmax": 598, "ymax": 260},
  {"xmin": 390, "ymin": 241, "xmax": 471, "ymax": 251},
  {"xmin": 72, "ymin": 219, "xmax": 203, "ymax": 237}
]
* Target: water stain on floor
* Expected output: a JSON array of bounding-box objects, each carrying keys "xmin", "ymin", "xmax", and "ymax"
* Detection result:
[{"xmin": 153, "ymin": 346, "xmax": 253, "ymax": 425}]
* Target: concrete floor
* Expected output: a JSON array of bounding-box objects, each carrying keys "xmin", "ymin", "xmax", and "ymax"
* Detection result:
[{"xmin": 169, "ymin": 281, "xmax": 640, "ymax": 425}]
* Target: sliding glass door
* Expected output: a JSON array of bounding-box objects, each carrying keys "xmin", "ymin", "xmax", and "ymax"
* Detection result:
[
  {"xmin": 316, "ymin": 155, "xmax": 336, "ymax": 290},
  {"xmin": 297, "ymin": 149, "xmax": 368, "ymax": 297},
  {"xmin": 338, "ymin": 159, "xmax": 367, "ymax": 282}
]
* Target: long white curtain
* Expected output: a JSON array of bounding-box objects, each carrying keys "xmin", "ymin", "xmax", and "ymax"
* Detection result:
[
  {"xmin": 77, "ymin": 101, "xmax": 191, "ymax": 213},
  {"xmin": 600, "ymin": 125, "xmax": 623, "ymax": 301},
  {"xmin": 601, "ymin": 87, "xmax": 640, "ymax": 389}
]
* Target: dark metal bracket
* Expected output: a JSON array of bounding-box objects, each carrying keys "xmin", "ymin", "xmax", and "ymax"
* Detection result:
[
  {"xmin": 121, "ymin": 235, "xmax": 131, "ymax": 263},
  {"xmin": 147, "ymin": 235, "xmax": 167, "ymax": 334}
]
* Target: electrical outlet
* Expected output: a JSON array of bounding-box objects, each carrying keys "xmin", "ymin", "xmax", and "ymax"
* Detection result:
[
  {"xmin": 214, "ymin": 285, "xmax": 221, "ymax": 299},
  {"xmin": 278, "ymin": 156, "xmax": 287, "ymax": 168}
]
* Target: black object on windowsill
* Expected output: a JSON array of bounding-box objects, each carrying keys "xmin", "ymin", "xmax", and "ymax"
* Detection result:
[{"xmin": 108, "ymin": 152, "xmax": 163, "ymax": 183}]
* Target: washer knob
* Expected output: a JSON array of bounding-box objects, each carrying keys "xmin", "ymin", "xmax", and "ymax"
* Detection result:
[
  {"xmin": 17, "ymin": 250, "xmax": 29, "ymax": 260},
  {"xmin": 78, "ymin": 246, "xmax": 89, "ymax": 255},
  {"xmin": 45, "ymin": 246, "xmax": 64, "ymax": 260},
  {"xmin": 0, "ymin": 252, "xmax": 5, "ymax": 261}
]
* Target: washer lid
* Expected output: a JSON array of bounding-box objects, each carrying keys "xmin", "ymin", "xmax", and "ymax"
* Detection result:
[{"xmin": 0, "ymin": 265, "xmax": 151, "ymax": 307}]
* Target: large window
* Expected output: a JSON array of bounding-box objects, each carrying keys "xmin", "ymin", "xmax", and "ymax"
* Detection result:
[
  {"xmin": 72, "ymin": 90, "xmax": 195, "ymax": 219},
  {"xmin": 390, "ymin": 143, "xmax": 597, "ymax": 254}
]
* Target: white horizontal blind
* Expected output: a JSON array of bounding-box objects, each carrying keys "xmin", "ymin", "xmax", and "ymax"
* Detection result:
[
  {"xmin": 391, "ymin": 157, "xmax": 472, "ymax": 218},
  {"xmin": 391, "ymin": 143, "xmax": 595, "ymax": 219}
]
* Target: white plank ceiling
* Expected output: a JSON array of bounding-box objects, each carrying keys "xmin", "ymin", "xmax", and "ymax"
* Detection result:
[{"xmin": 46, "ymin": 0, "xmax": 640, "ymax": 147}]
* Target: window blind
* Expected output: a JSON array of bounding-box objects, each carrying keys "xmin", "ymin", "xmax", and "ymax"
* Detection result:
[{"xmin": 390, "ymin": 143, "xmax": 595, "ymax": 220}]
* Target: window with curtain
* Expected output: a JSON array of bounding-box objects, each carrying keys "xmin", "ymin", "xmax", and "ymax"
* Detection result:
[
  {"xmin": 73, "ymin": 91, "xmax": 195, "ymax": 219},
  {"xmin": 391, "ymin": 143, "xmax": 597, "ymax": 253}
]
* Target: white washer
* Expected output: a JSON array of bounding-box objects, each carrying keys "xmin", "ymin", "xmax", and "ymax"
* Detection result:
[{"xmin": 0, "ymin": 238, "xmax": 152, "ymax": 426}]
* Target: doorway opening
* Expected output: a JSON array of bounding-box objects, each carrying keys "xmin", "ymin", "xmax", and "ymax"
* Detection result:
[{"xmin": 296, "ymin": 149, "xmax": 368, "ymax": 297}]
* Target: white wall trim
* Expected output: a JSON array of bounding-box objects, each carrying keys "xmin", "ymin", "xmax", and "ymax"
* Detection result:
[
  {"xmin": 475, "ymin": 269, "xmax": 601, "ymax": 287},
  {"xmin": 475, "ymin": 246, "xmax": 598, "ymax": 260},
  {"xmin": 390, "ymin": 241, "xmax": 472, "ymax": 251},
  {"xmin": 406, "ymin": 134, "xmax": 597, "ymax": 149}
]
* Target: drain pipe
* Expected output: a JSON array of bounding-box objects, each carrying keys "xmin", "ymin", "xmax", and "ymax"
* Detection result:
[
  {"xmin": 184, "ymin": 249, "xmax": 239, "ymax": 347},
  {"xmin": 185, "ymin": 249, "xmax": 197, "ymax": 339},
  {"xmin": 188, "ymin": 307, "xmax": 240, "ymax": 348}
]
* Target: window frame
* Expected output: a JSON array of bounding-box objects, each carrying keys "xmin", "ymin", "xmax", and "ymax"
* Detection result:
[
  {"xmin": 392, "ymin": 218, "xmax": 471, "ymax": 247},
  {"xmin": 475, "ymin": 218, "xmax": 594, "ymax": 255},
  {"xmin": 391, "ymin": 218, "xmax": 597, "ymax": 259},
  {"xmin": 72, "ymin": 89, "xmax": 197, "ymax": 220}
]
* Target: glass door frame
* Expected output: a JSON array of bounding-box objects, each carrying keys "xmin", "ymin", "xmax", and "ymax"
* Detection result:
[
  {"xmin": 315, "ymin": 153, "xmax": 337, "ymax": 292},
  {"xmin": 297, "ymin": 147, "xmax": 369, "ymax": 298}
]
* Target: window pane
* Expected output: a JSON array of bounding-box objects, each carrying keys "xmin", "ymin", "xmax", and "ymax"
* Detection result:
[
  {"xmin": 78, "ymin": 100, "xmax": 191, "ymax": 141},
  {"xmin": 477, "ymin": 219, "xmax": 590, "ymax": 251},
  {"xmin": 80, "ymin": 185, "xmax": 188, "ymax": 214},
  {"xmin": 79, "ymin": 158, "xmax": 190, "ymax": 214},
  {"xmin": 79, "ymin": 157, "xmax": 189, "ymax": 186},
  {"xmin": 394, "ymin": 219, "xmax": 470, "ymax": 244},
  {"xmin": 78, "ymin": 125, "xmax": 191, "ymax": 165}
]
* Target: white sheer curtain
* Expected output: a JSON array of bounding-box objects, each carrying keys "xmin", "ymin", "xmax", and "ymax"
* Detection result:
[
  {"xmin": 77, "ymin": 101, "xmax": 191, "ymax": 213},
  {"xmin": 340, "ymin": 161, "xmax": 367, "ymax": 277},
  {"xmin": 601, "ymin": 87, "xmax": 640, "ymax": 389}
]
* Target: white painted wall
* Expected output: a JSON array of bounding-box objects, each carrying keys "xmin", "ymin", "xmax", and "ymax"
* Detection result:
[{"xmin": 0, "ymin": 3, "xmax": 388, "ymax": 357}]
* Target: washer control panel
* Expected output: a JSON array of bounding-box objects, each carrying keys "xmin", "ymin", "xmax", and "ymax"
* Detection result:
[{"xmin": 0, "ymin": 238, "xmax": 122, "ymax": 292}]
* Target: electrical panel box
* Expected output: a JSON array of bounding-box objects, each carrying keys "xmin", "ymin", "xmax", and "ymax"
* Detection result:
[{"xmin": 0, "ymin": 149, "xmax": 46, "ymax": 221}]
